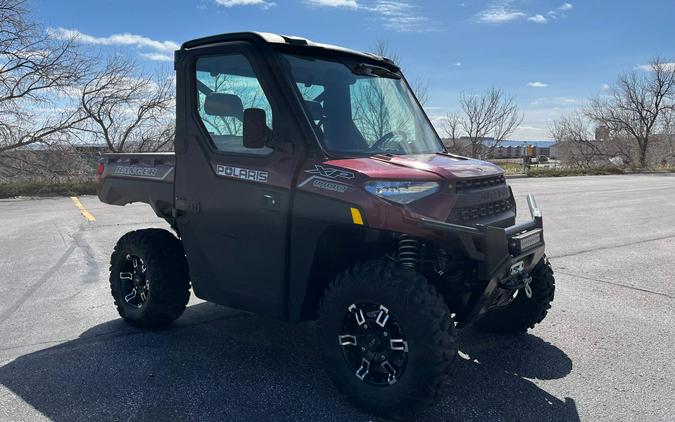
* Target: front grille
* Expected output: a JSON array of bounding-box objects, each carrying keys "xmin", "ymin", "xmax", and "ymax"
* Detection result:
[
  {"xmin": 455, "ymin": 175, "xmax": 506, "ymax": 193},
  {"xmin": 448, "ymin": 198, "xmax": 515, "ymax": 222}
]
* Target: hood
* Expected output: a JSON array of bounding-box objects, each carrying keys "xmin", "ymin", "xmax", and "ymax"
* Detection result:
[{"xmin": 325, "ymin": 153, "xmax": 503, "ymax": 181}]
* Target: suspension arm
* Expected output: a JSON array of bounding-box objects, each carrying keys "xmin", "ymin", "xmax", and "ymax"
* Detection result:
[{"xmin": 417, "ymin": 194, "xmax": 546, "ymax": 326}]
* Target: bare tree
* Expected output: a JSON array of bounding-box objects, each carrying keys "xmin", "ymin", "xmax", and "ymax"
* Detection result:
[
  {"xmin": 348, "ymin": 40, "xmax": 435, "ymax": 147},
  {"xmin": 586, "ymin": 56, "xmax": 675, "ymax": 168},
  {"xmin": 447, "ymin": 88, "xmax": 522, "ymax": 159},
  {"xmin": 77, "ymin": 55, "xmax": 175, "ymax": 152},
  {"xmin": 444, "ymin": 112, "xmax": 461, "ymax": 141},
  {"xmin": 443, "ymin": 112, "xmax": 464, "ymax": 153},
  {"xmin": 197, "ymin": 71, "xmax": 270, "ymax": 139},
  {"xmin": 410, "ymin": 77, "xmax": 430, "ymax": 109},
  {"xmin": 351, "ymin": 80, "xmax": 391, "ymax": 143},
  {"xmin": 0, "ymin": 0, "xmax": 88, "ymax": 154},
  {"xmin": 0, "ymin": 144, "xmax": 94, "ymax": 183},
  {"xmin": 661, "ymin": 108, "xmax": 675, "ymax": 163},
  {"xmin": 370, "ymin": 39, "xmax": 430, "ymax": 107},
  {"xmin": 549, "ymin": 112, "xmax": 604, "ymax": 167},
  {"xmin": 371, "ymin": 39, "xmax": 400, "ymax": 66}
]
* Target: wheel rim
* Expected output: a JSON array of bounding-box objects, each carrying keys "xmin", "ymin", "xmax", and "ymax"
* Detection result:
[
  {"xmin": 119, "ymin": 254, "xmax": 149, "ymax": 309},
  {"xmin": 338, "ymin": 302, "xmax": 408, "ymax": 386}
]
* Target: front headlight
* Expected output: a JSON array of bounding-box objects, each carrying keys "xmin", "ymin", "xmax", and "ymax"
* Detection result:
[{"xmin": 364, "ymin": 181, "xmax": 439, "ymax": 204}]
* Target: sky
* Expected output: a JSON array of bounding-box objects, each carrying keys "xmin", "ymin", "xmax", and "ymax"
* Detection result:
[{"xmin": 32, "ymin": 0, "xmax": 675, "ymax": 141}]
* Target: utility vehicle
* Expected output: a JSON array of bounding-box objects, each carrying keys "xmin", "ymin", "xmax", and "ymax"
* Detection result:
[{"xmin": 97, "ymin": 32, "xmax": 555, "ymax": 419}]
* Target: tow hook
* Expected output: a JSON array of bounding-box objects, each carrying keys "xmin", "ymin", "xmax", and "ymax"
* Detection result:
[
  {"xmin": 499, "ymin": 261, "xmax": 533, "ymax": 298},
  {"xmin": 523, "ymin": 276, "xmax": 533, "ymax": 299}
]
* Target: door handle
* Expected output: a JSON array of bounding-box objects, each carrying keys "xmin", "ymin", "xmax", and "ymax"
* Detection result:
[
  {"xmin": 261, "ymin": 193, "xmax": 281, "ymax": 211},
  {"xmin": 175, "ymin": 197, "xmax": 200, "ymax": 213}
]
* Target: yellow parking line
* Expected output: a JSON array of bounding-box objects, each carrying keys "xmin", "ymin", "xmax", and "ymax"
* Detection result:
[{"xmin": 70, "ymin": 196, "xmax": 96, "ymax": 222}]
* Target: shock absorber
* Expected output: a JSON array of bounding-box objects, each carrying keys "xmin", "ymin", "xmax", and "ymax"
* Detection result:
[{"xmin": 397, "ymin": 235, "xmax": 419, "ymax": 269}]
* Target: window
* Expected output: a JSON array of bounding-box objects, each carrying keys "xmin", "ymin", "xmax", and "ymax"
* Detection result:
[
  {"xmin": 283, "ymin": 54, "xmax": 442, "ymax": 156},
  {"xmin": 195, "ymin": 54, "xmax": 273, "ymax": 155},
  {"xmin": 296, "ymin": 83, "xmax": 326, "ymax": 138},
  {"xmin": 349, "ymin": 77, "xmax": 416, "ymax": 148}
]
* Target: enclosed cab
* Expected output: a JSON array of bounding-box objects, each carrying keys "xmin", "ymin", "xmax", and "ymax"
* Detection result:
[{"xmin": 97, "ymin": 32, "xmax": 554, "ymax": 419}]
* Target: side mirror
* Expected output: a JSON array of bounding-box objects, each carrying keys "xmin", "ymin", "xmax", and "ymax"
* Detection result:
[{"xmin": 243, "ymin": 108, "xmax": 272, "ymax": 149}]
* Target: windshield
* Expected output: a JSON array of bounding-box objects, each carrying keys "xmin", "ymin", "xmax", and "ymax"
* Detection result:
[{"xmin": 282, "ymin": 53, "xmax": 444, "ymax": 156}]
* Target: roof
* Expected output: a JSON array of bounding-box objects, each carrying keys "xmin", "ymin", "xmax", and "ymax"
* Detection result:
[{"xmin": 180, "ymin": 31, "xmax": 397, "ymax": 68}]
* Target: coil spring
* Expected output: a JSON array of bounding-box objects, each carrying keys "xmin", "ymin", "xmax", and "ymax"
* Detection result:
[{"xmin": 397, "ymin": 235, "xmax": 419, "ymax": 269}]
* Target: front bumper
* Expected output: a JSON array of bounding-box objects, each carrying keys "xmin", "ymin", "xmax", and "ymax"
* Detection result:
[{"xmin": 418, "ymin": 194, "xmax": 546, "ymax": 326}]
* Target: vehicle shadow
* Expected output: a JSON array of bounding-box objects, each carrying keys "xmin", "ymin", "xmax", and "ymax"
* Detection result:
[
  {"xmin": 417, "ymin": 328, "xmax": 579, "ymax": 421},
  {"xmin": 0, "ymin": 303, "xmax": 579, "ymax": 421}
]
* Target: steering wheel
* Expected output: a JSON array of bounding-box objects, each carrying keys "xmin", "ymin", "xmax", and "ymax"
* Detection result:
[{"xmin": 369, "ymin": 130, "xmax": 409, "ymax": 153}]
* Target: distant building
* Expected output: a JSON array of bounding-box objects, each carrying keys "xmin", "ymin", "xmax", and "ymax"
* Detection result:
[
  {"xmin": 491, "ymin": 145, "xmax": 525, "ymax": 159},
  {"xmin": 595, "ymin": 126, "xmax": 610, "ymax": 141},
  {"xmin": 442, "ymin": 138, "xmax": 553, "ymax": 159},
  {"xmin": 73, "ymin": 144, "xmax": 108, "ymax": 154},
  {"xmin": 550, "ymin": 142, "xmax": 561, "ymax": 159}
]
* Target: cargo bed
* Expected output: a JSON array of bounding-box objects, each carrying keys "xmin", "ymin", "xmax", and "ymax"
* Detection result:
[{"xmin": 97, "ymin": 152, "xmax": 175, "ymax": 219}]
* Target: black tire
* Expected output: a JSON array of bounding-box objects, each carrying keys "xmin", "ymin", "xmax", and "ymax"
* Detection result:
[
  {"xmin": 109, "ymin": 229, "xmax": 190, "ymax": 328},
  {"xmin": 475, "ymin": 256, "xmax": 555, "ymax": 334},
  {"xmin": 317, "ymin": 260, "xmax": 457, "ymax": 420}
]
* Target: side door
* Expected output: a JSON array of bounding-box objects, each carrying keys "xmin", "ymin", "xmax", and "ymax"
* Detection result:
[{"xmin": 174, "ymin": 43, "xmax": 301, "ymax": 319}]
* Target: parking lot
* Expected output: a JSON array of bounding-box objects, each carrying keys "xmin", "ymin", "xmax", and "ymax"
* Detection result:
[{"xmin": 0, "ymin": 174, "xmax": 674, "ymax": 421}]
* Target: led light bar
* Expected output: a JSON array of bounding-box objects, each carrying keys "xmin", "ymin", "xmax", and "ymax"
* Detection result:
[{"xmin": 509, "ymin": 228, "xmax": 543, "ymax": 255}]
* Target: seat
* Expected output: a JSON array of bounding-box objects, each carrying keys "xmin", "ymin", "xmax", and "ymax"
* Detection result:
[{"xmin": 204, "ymin": 93, "xmax": 243, "ymax": 120}]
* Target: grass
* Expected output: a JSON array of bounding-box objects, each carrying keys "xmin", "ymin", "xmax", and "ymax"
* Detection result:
[
  {"xmin": 526, "ymin": 166, "xmax": 625, "ymax": 177},
  {"xmin": 0, "ymin": 180, "xmax": 97, "ymax": 199},
  {"xmin": 491, "ymin": 158, "xmax": 675, "ymax": 177},
  {"xmin": 526, "ymin": 166, "xmax": 675, "ymax": 177},
  {"xmin": 494, "ymin": 162, "xmax": 525, "ymax": 175}
]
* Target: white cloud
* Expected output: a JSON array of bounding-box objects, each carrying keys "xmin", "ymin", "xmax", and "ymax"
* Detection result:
[
  {"xmin": 548, "ymin": 2, "xmax": 573, "ymax": 19},
  {"xmin": 215, "ymin": 0, "xmax": 276, "ymax": 8},
  {"xmin": 215, "ymin": 0, "xmax": 277, "ymax": 9},
  {"xmin": 305, "ymin": 0, "xmax": 358, "ymax": 8},
  {"xmin": 601, "ymin": 83, "xmax": 610, "ymax": 90},
  {"xmin": 477, "ymin": 5, "xmax": 526, "ymax": 24},
  {"xmin": 453, "ymin": 62, "xmax": 462, "ymax": 67},
  {"xmin": 306, "ymin": 0, "xmax": 435, "ymax": 32},
  {"xmin": 47, "ymin": 27, "xmax": 179, "ymax": 52},
  {"xmin": 527, "ymin": 81, "xmax": 548, "ymax": 88},
  {"xmin": 140, "ymin": 52, "xmax": 173, "ymax": 62},
  {"xmin": 527, "ymin": 14, "xmax": 547, "ymax": 24},
  {"xmin": 636, "ymin": 62, "xmax": 675, "ymax": 72},
  {"xmin": 367, "ymin": 1, "xmax": 435, "ymax": 32},
  {"xmin": 517, "ymin": 126, "xmax": 544, "ymax": 131},
  {"xmin": 479, "ymin": 1, "xmax": 572, "ymax": 25},
  {"xmin": 530, "ymin": 96, "xmax": 580, "ymax": 106}
]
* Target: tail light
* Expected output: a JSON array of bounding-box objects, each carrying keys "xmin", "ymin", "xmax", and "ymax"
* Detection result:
[{"xmin": 97, "ymin": 162, "xmax": 104, "ymax": 177}]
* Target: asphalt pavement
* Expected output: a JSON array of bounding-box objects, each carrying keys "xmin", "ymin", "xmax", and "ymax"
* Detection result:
[{"xmin": 0, "ymin": 174, "xmax": 674, "ymax": 421}]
